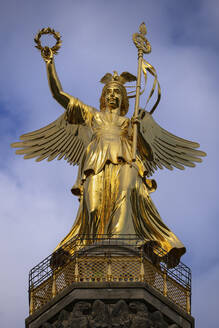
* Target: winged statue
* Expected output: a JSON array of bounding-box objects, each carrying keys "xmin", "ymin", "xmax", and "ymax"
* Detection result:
[{"xmin": 11, "ymin": 31, "xmax": 206, "ymax": 268}]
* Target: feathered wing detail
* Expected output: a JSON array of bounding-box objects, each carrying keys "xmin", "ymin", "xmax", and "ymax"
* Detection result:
[
  {"xmin": 137, "ymin": 109, "xmax": 206, "ymax": 177},
  {"xmin": 100, "ymin": 72, "xmax": 137, "ymax": 85},
  {"xmin": 120, "ymin": 72, "xmax": 137, "ymax": 84},
  {"xmin": 100, "ymin": 73, "xmax": 113, "ymax": 84},
  {"xmin": 11, "ymin": 113, "xmax": 93, "ymax": 165}
]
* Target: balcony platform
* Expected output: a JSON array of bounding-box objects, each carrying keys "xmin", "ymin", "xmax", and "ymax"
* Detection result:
[{"xmin": 26, "ymin": 235, "xmax": 194, "ymax": 328}]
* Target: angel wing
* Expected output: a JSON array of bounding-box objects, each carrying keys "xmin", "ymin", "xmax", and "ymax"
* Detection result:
[
  {"xmin": 11, "ymin": 113, "xmax": 92, "ymax": 165},
  {"xmin": 137, "ymin": 109, "xmax": 206, "ymax": 177}
]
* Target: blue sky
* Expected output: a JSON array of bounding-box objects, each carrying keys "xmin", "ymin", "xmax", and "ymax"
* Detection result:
[{"xmin": 1, "ymin": 1, "xmax": 218, "ymax": 327}]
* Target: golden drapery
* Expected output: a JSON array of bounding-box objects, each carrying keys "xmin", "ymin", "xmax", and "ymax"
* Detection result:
[{"xmin": 54, "ymin": 100, "xmax": 185, "ymax": 268}]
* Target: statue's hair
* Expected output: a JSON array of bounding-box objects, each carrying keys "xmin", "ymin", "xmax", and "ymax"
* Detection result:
[{"xmin": 99, "ymin": 83, "xmax": 129, "ymax": 116}]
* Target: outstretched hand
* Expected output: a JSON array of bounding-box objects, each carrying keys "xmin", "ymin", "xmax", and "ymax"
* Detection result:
[
  {"xmin": 41, "ymin": 47, "xmax": 54, "ymax": 63},
  {"xmin": 34, "ymin": 27, "xmax": 62, "ymax": 63}
]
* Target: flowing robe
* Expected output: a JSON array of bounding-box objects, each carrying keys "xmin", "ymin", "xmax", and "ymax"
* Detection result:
[{"xmin": 55, "ymin": 99, "xmax": 185, "ymax": 268}]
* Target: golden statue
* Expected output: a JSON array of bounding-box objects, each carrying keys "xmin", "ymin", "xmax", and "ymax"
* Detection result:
[{"xmin": 12, "ymin": 25, "xmax": 206, "ymax": 268}]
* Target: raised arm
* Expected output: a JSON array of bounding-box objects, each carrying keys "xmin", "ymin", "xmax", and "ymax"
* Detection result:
[
  {"xmin": 41, "ymin": 47, "xmax": 71, "ymax": 109},
  {"xmin": 41, "ymin": 47, "xmax": 96, "ymax": 126}
]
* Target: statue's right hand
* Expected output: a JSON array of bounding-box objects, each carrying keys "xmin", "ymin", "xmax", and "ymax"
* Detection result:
[{"xmin": 41, "ymin": 47, "xmax": 54, "ymax": 63}]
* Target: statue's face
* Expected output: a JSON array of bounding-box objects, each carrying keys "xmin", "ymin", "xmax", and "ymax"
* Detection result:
[{"xmin": 105, "ymin": 85, "xmax": 122, "ymax": 112}]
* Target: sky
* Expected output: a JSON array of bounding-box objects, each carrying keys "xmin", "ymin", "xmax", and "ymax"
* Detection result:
[{"xmin": 0, "ymin": 0, "xmax": 218, "ymax": 327}]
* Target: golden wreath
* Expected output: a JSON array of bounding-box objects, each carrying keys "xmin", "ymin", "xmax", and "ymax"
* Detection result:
[{"xmin": 34, "ymin": 27, "xmax": 62, "ymax": 56}]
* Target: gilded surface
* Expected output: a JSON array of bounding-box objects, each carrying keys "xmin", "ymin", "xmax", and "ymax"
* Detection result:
[{"xmin": 11, "ymin": 25, "xmax": 206, "ymax": 268}]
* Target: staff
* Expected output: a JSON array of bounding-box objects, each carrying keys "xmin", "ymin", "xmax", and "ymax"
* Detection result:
[{"xmin": 132, "ymin": 22, "xmax": 151, "ymax": 161}]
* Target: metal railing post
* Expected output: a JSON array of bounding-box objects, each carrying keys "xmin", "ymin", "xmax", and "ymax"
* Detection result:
[
  {"xmin": 140, "ymin": 252, "xmax": 145, "ymax": 282},
  {"xmin": 75, "ymin": 255, "xmax": 79, "ymax": 282},
  {"xmin": 163, "ymin": 268, "xmax": 167, "ymax": 297},
  {"xmin": 186, "ymin": 289, "xmax": 191, "ymax": 314},
  {"xmin": 29, "ymin": 287, "xmax": 34, "ymax": 315},
  {"xmin": 107, "ymin": 257, "xmax": 112, "ymax": 282},
  {"xmin": 52, "ymin": 272, "xmax": 56, "ymax": 298}
]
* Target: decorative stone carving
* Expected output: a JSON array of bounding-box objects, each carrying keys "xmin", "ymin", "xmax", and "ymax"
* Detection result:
[
  {"xmin": 129, "ymin": 301, "xmax": 150, "ymax": 328},
  {"xmin": 111, "ymin": 300, "xmax": 130, "ymax": 327},
  {"xmin": 41, "ymin": 300, "xmax": 179, "ymax": 328},
  {"xmin": 89, "ymin": 300, "xmax": 110, "ymax": 328},
  {"xmin": 69, "ymin": 302, "xmax": 91, "ymax": 328}
]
